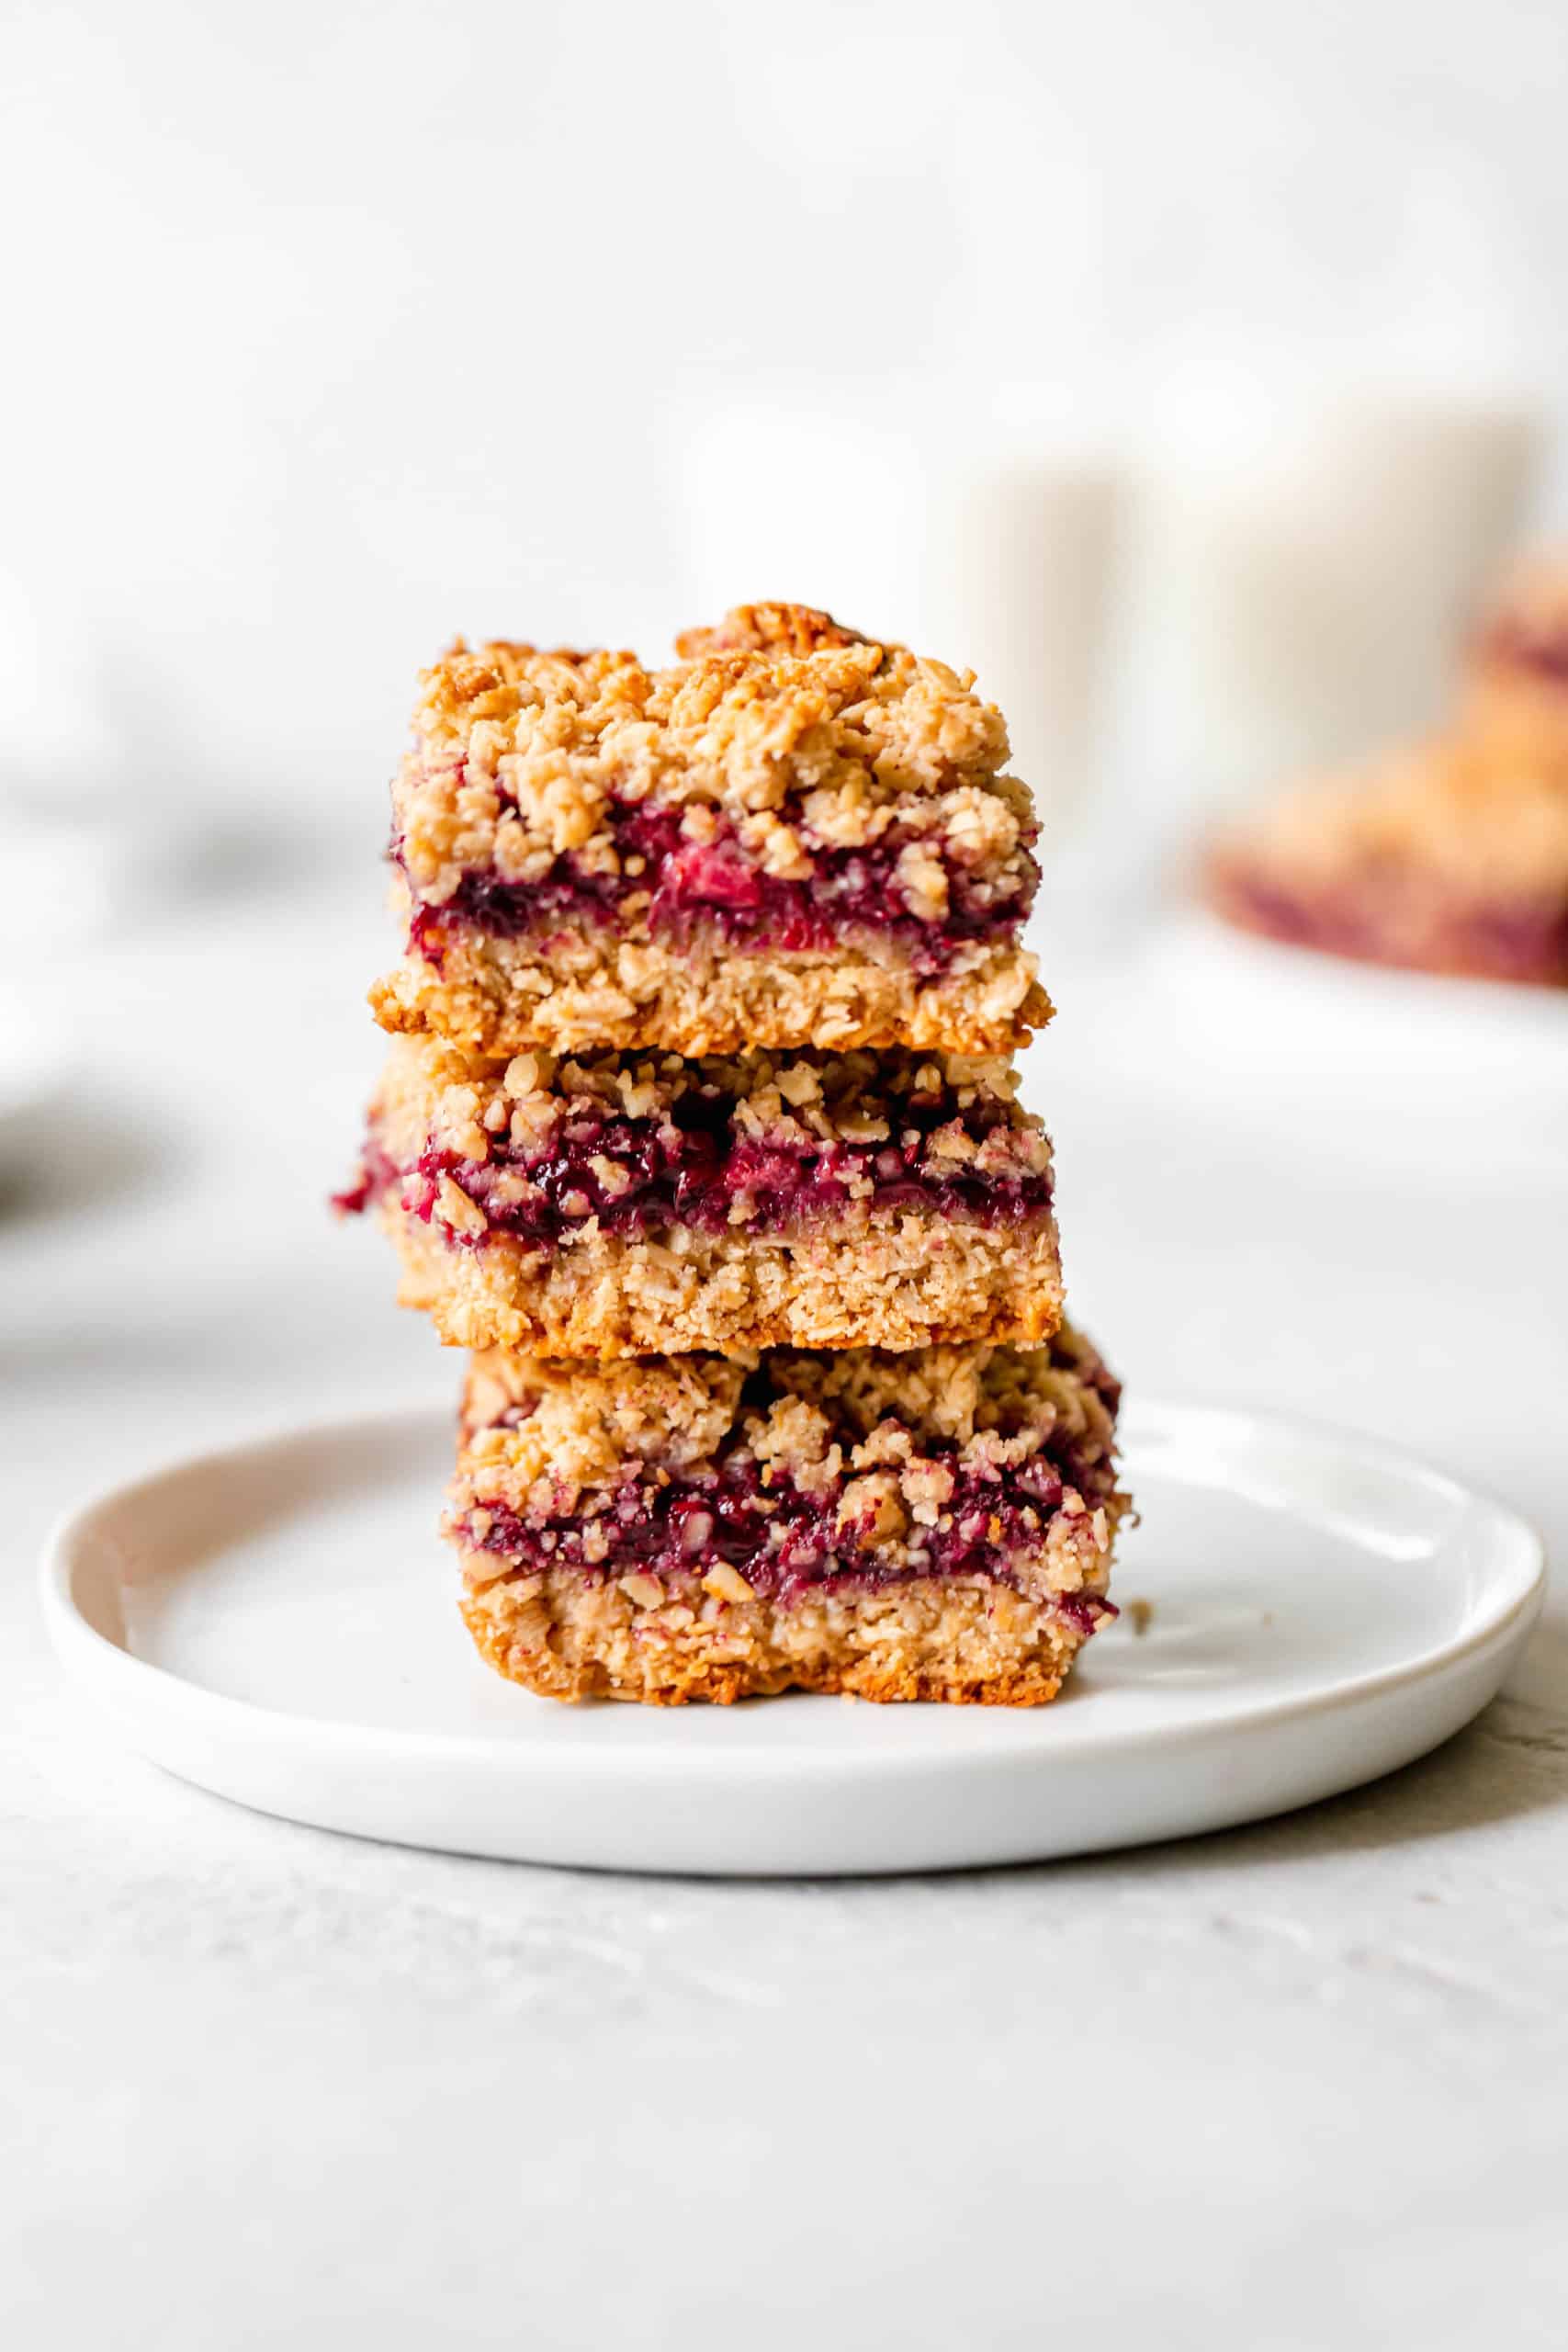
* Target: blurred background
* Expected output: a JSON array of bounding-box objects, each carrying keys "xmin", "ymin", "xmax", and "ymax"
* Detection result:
[
  {"xmin": 3, "ymin": 0, "xmax": 1566, "ymax": 1466},
  {"xmin": 7, "ymin": 14, "xmax": 1568, "ymax": 2341},
  {"xmin": 2, "ymin": 0, "xmax": 1564, "ymax": 1420},
  {"xmin": 6, "ymin": 0, "xmax": 1568, "ymax": 890}
]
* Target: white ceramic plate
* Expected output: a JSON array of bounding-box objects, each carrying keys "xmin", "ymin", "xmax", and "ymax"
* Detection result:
[{"xmin": 41, "ymin": 1402, "xmax": 1544, "ymax": 1877}]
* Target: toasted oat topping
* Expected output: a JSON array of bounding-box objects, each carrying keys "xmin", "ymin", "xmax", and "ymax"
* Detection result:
[
  {"xmin": 391, "ymin": 603, "xmax": 1032, "ymax": 912},
  {"xmin": 367, "ymin": 1032, "xmax": 1048, "ymax": 1185},
  {"xmin": 672, "ymin": 603, "xmax": 869, "ymax": 660},
  {"xmin": 457, "ymin": 1329, "xmax": 1117, "ymax": 1531},
  {"xmin": 461, "ymin": 1351, "xmax": 750, "ymax": 1493}
]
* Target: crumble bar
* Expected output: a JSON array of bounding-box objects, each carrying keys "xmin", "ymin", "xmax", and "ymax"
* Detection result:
[
  {"xmin": 369, "ymin": 602, "xmax": 1050, "ymax": 1056},
  {"xmin": 340, "ymin": 1035, "xmax": 1063, "ymax": 1354},
  {"xmin": 449, "ymin": 1325, "xmax": 1127, "ymax": 1705},
  {"xmin": 1205, "ymin": 738, "xmax": 1568, "ymax": 987}
]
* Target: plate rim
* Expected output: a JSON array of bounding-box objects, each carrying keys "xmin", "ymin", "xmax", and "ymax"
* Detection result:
[{"xmin": 39, "ymin": 1395, "xmax": 1548, "ymax": 1777}]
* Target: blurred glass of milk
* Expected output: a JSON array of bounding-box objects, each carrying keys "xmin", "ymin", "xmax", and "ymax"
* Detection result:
[
  {"xmin": 671, "ymin": 387, "xmax": 1123, "ymax": 839},
  {"xmin": 1099, "ymin": 152, "xmax": 1548, "ymax": 898},
  {"xmin": 1106, "ymin": 379, "xmax": 1540, "ymax": 870}
]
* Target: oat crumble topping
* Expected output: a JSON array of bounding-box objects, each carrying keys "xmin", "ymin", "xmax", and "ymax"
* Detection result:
[{"xmin": 389, "ymin": 605, "xmax": 1039, "ymax": 951}]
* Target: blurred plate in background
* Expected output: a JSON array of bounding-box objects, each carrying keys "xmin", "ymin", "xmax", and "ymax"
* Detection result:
[{"xmin": 1037, "ymin": 906, "xmax": 1568, "ymax": 1181}]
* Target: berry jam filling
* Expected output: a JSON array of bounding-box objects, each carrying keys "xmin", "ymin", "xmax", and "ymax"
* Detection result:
[
  {"xmin": 402, "ymin": 797, "xmax": 1036, "ymax": 975},
  {"xmin": 464, "ymin": 1427, "xmax": 1119, "ymax": 1615},
  {"xmin": 347, "ymin": 1083, "xmax": 1053, "ymax": 1245},
  {"xmin": 332, "ymin": 1135, "xmax": 402, "ymax": 1218}
]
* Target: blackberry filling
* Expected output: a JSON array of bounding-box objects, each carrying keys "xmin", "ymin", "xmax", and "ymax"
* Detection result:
[
  {"xmin": 464, "ymin": 1436, "xmax": 1119, "ymax": 1612},
  {"xmin": 332, "ymin": 1134, "xmax": 401, "ymax": 1218},
  {"xmin": 347, "ymin": 1082, "xmax": 1053, "ymax": 1244},
  {"xmin": 400, "ymin": 798, "xmax": 1037, "ymax": 974}
]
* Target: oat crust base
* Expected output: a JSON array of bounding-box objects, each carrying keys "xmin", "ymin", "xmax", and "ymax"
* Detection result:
[
  {"xmin": 458, "ymin": 1557, "xmax": 1105, "ymax": 1706},
  {"xmin": 385, "ymin": 1198, "xmax": 1064, "ymax": 1356},
  {"xmin": 370, "ymin": 923, "xmax": 1051, "ymax": 1057}
]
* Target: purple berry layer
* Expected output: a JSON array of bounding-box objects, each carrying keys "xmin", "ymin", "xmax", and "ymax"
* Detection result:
[
  {"xmin": 462, "ymin": 1403, "xmax": 1120, "ymax": 1616},
  {"xmin": 401, "ymin": 797, "xmax": 1036, "ymax": 978},
  {"xmin": 342, "ymin": 1076, "xmax": 1055, "ymax": 1250}
]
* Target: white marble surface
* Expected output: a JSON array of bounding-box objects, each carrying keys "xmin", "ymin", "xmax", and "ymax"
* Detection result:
[{"xmin": 5, "ymin": 882, "xmax": 1567, "ymax": 2349}]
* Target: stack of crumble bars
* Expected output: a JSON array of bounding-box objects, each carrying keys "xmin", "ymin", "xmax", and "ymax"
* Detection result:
[{"xmin": 343, "ymin": 604, "xmax": 1131, "ymax": 1704}]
